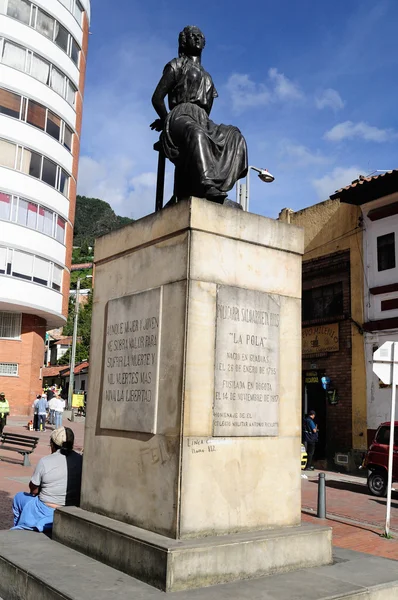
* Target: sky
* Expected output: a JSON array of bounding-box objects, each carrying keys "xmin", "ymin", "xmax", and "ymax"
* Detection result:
[{"xmin": 77, "ymin": 0, "xmax": 398, "ymax": 220}]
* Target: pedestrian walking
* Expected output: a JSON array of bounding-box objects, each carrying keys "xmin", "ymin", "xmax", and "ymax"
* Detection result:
[
  {"xmin": 0, "ymin": 392, "xmax": 10, "ymax": 435},
  {"xmin": 303, "ymin": 409, "xmax": 318, "ymax": 471},
  {"xmin": 48, "ymin": 395, "xmax": 57, "ymax": 426},
  {"xmin": 33, "ymin": 395, "xmax": 48, "ymax": 432},
  {"xmin": 53, "ymin": 394, "xmax": 65, "ymax": 429}
]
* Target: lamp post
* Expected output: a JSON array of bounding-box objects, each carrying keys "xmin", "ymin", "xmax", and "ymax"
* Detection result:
[
  {"xmin": 236, "ymin": 166, "xmax": 275, "ymax": 212},
  {"xmin": 68, "ymin": 274, "xmax": 92, "ymax": 421}
]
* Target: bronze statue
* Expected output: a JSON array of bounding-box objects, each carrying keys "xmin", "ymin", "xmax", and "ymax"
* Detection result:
[{"xmin": 151, "ymin": 25, "xmax": 248, "ymax": 204}]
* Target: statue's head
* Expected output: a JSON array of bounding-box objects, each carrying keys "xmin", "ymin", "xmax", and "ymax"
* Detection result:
[{"xmin": 178, "ymin": 26, "xmax": 205, "ymax": 57}]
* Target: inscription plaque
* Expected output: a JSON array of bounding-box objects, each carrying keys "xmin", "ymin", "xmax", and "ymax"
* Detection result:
[
  {"xmin": 100, "ymin": 288, "xmax": 162, "ymax": 433},
  {"xmin": 213, "ymin": 286, "xmax": 280, "ymax": 437}
]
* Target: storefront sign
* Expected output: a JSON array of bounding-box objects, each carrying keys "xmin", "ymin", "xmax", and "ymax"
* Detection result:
[
  {"xmin": 305, "ymin": 371, "xmax": 319, "ymax": 384},
  {"xmin": 303, "ymin": 323, "xmax": 339, "ymax": 355}
]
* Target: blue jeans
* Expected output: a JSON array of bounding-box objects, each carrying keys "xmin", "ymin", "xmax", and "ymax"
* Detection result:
[
  {"xmin": 54, "ymin": 412, "xmax": 63, "ymax": 428},
  {"xmin": 38, "ymin": 414, "xmax": 46, "ymax": 431},
  {"xmin": 12, "ymin": 492, "xmax": 54, "ymax": 531},
  {"xmin": 49, "ymin": 409, "xmax": 55, "ymax": 425}
]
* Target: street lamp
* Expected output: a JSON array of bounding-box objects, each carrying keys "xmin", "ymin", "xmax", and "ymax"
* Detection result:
[
  {"xmin": 236, "ymin": 166, "xmax": 275, "ymax": 212},
  {"xmin": 68, "ymin": 274, "xmax": 92, "ymax": 421}
]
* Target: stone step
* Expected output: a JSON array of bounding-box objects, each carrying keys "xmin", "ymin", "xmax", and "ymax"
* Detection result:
[{"xmin": 0, "ymin": 532, "xmax": 398, "ymax": 600}]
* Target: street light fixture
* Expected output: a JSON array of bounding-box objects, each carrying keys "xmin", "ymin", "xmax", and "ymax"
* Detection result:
[
  {"xmin": 236, "ymin": 165, "xmax": 275, "ymax": 212},
  {"xmin": 68, "ymin": 274, "xmax": 92, "ymax": 422}
]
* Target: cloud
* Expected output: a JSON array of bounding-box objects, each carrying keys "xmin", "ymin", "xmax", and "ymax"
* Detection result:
[
  {"xmin": 226, "ymin": 68, "xmax": 302, "ymax": 113},
  {"xmin": 312, "ymin": 166, "xmax": 364, "ymax": 199},
  {"xmin": 324, "ymin": 121, "xmax": 395, "ymax": 142},
  {"xmin": 278, "ymin": 140, "xmax": 330, "ymax": 167},
  {"xmin": 268, "ymin": 68, "xmax": 303, "ymax": 101},
  {"xmin": 315, "ymin": 89, "xmax": 345, "ymax": 111},
  {"xmin": 77, "ymin": 35, "xmax": 174, "ymax": 218}
]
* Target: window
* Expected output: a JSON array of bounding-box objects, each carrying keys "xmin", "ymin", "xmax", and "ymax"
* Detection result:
[
  {"xmin": 71, "ymin": 38, "xmax": 80, "ymax": 66},
  {"xmin": 377, "ymin": 233, "xmax": 395, "ymax": 272},
  {"xmin": 33, "ymin": 256, "xmax": 49, "ymax": 285},
  {"xmin": 30, "ymin": 54, "xmax": 50, "ymax": 84},
  {"xmin": 23, "ymin": 148, "xmax": 42, "ymax": 178},
  {"xmin": 375, "ymin": 426, "xmax": 398, "ymax": 447},
  {"xmin": 50, "ymin": 66, "xmax": 65, "ymax": 96},
  {"xmin": 0, "ymin": 192, "xmax": 11, "ymax": 220},
  {"xmin": 46, "ymin": 111, "xmax": 61, "ymax": 141},
  {"xmin": 0, "ymin": 362, "xmax": 18, "ymax": 376},
  {"xmin": 56, "ymin": 216, "xmax": 65, "ymax": 243},
  {"xmin": 27, "ymin": 99, "xmax": 46, "ymax": 130},
  {"xmin": 12, "ymin": 249, "xmax": 33, "ymax": 280},
  {"xmin": 74, "ymin": 0, "xmax": 83, "ymax": 24},
  {"xmin": 41, "ymin": 157, "xmax": 57, "ymax": 187},
  {"xmin": 37, "ymin": 206, "xmax": 53, "ymax": 236},
  {"xmin": 0, "ymin": 87, "xmax": 72, "ymax": 151},
  {"xmin": 0, "ymin": 139, "xmax": 16, "ymax": 169},
  {"xmin": 54, "ymin": 22, "xmax": 69, "ymax": 53},
  {"xmin": 0, "ymin": 88, "xmax": 21, "ymax": 118},
  {"xmin": 59, "ymin": 169, "xmax": 69, "ymax": 196},
  {"xmin": 7, "ymin": 0, "xmax": 30, "ymax": 25},
  {"xmin": 36, "ymin": 8, "xmax": 55, "ymax": 40},
  {"xmin": 27, "ymin": 201, "xmax": 37, "ymax": 228},
  {"xmin": 0, "ymin": 312, "xmax": 21, "ymax": 339},
  {"xmin": 52, "ymin": 264, "xmax": 63, "ymax": 291},
  {"xmin": 0, "ymin": 246, "xmax": 6, "ymax": 274},
  {"xmin": 2, "ymin": 40, "xmax": 26, "ymax": 70},
  {"xmin": 303, "ymin": 283, "xmax": 344, "ymax": 321},
  {"xmin": 0, "ymin": 38, "xmax": 76, "ymax": 104},
  {"xmin": 17, "ymin": 198, "xmax": 28, "ymax": 225},
  {"xmin": 66, "ymin": 81, "xmax": 76, "ymax": 106},
  {"xmin": 63, "ymin": 124, "xmax": 73, "ymax": 150}
]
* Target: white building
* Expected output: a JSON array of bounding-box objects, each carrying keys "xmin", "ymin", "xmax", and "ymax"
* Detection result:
[
  {"xmin": 331, "ymin": 170, "xmax": 398, "ymax": 442},
  {"xmin": 0, "ymin": 0, "xmax": 91, "ymax": 414}
]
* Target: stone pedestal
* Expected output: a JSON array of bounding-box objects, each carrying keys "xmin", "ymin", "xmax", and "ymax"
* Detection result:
[{"xmin": 53, "ymin": 198, "xmax": 332, "ymax": 590}]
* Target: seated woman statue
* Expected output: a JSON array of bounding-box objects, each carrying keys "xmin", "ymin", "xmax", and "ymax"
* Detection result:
[
  {"xmin": 151, "ymin": 25, "xmax": 248, "ymax": 203},
  {"xmin": 11, "ymin": 427, "xmax": 82, "ymax": 532}
]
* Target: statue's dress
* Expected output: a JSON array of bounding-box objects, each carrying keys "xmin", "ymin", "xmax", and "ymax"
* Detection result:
[{"xmin": 161, "ymin": 57, "xmax": 248, "ymax": 200}]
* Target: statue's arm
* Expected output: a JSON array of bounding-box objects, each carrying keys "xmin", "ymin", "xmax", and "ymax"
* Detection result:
[{"xmin": 150, "ymin": 65, "xmax": 175, "ymax": 131}]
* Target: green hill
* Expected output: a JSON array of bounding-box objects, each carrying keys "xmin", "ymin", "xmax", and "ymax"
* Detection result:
[{"xmin": 73, "ymin": 195, "xmax": 133, "ymax": 247}]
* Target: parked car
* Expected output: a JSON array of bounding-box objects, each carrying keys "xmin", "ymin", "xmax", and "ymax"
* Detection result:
[
  {"xmin": 301, "ymin": 443, "xmax": 307, "ymax": 470},
  {"xmin": 363, "ymin": 421, "xmax": 398, "ymax": 496}
]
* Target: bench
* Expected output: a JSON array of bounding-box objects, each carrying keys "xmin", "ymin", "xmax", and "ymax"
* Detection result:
[{"xmin": 0, "ymin": 432, "xmax": 39, "ymax": 466}]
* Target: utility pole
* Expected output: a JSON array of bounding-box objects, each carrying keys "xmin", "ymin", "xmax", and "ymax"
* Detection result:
[{"xmin": 68, "ymin": 277, "xmax": 81, "ymax": 422}]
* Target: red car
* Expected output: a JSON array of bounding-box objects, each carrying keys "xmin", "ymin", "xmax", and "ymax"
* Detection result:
[{"xmin": 364, "ymin": 421, "xmax": 398, "ymax": 497}]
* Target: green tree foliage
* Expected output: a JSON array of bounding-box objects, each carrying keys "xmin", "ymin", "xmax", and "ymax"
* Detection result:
[
  {"xmin": 73, "ymin": 195, "xmax": 134, "ymax": 248},
  {"xmin": 58, "ymin": 293, "xmax": 93, "ymax": 364}
]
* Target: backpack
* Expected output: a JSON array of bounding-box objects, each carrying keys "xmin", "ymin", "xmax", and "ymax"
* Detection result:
[{"xmin": 303, "ymin": 418, "xmax": 318, "ymax": 443}]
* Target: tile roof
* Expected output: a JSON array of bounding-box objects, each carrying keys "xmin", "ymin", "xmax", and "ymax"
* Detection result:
[
  {"xmin": 42, "ymin": 366, "xmax": 66, "ymax": 378},
  {"xmin": 71, "ymin": 263, "xmax": 93, "ymax": 271},
  {"xmin": 61, "ymin": 361, "xmax": 89, "ymax": 377},
  {"xmin": 330, "ymin": 170, "xmax": 398, "ymax": 204}
]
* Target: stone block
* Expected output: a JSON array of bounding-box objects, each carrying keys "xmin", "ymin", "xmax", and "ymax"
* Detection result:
[{"xmin": 53, "ymin": 507, "xmax": 332, "ymax": 592}]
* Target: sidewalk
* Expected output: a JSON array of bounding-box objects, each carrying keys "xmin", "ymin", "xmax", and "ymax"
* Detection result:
[
  {"xmin": 302, "ymin": 469, "xmax": 398, "ymax": 560},
  {"xmin": 0, "ymin": 416, "xmax": 84, "ymax": 530}
]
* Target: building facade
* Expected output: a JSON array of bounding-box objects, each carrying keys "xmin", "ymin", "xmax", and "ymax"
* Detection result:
[
  {"xmin": 279, "ymin": 199, "xmax": 367, "ymax": 468},
  {"xmin": 330, "ymin": 171, "xmax": 398, "ymax": 444},
  {"xmin": 0, "ymin": 0, "xmax": 91, "ymax": 414}
]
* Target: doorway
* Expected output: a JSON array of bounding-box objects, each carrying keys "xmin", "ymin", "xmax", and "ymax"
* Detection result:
[{"xmin": 303, "ymin": 370, "xmax": 327, "ymax": 459}]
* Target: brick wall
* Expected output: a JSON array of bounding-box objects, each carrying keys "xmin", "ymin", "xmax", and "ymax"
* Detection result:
[
  {"xmin": 0, "ymin": 314, "xmax": 46, "ymax": 416},
  {"xmin": 302, "ymin": 250, "xmax": 353, "ymax": 456}
]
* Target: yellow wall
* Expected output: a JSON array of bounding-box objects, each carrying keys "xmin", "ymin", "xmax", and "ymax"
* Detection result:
[{"xmin": 280, "ymin": 200, "xmax": 367, "ymax": 450}]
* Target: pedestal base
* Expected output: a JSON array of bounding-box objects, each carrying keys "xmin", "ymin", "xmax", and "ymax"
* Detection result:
[{"xmin": 53, "ymin": 507, "xmax": 332, "ymax": 592}]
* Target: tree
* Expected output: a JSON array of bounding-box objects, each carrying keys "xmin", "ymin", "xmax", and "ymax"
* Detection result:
[{"xmin": 58, "ymin": 292, "xmax": 93, "ymax": 364}]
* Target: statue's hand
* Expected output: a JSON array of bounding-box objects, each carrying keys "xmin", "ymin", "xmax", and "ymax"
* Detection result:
[{"xmin": 150, "ymin": 118, "xmax": 164, "ymax": 132}]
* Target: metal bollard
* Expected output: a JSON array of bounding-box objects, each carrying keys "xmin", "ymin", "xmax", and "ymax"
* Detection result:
[{"xmin": 317, "ymin": 472, "xmax": 326, "ymax": 519}]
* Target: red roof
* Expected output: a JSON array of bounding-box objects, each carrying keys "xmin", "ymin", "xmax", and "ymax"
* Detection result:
[
  {"xmin": 71, "ymin": 263, "xmax": 93, "ymax": 271},
  {"xmin": 61, "ymin": 361, "xmax": 89, "ymax": 377},
  {"xmin": 42, "ymin": 366, "xmax": 66, "ymax": 378},
  {"xmin": 330, "ymin": 170, "xmax": 398, "ymax": 204},
  {"xmin": 53, "ymin": 337, "xmax": 81, "ymax": 346}
]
